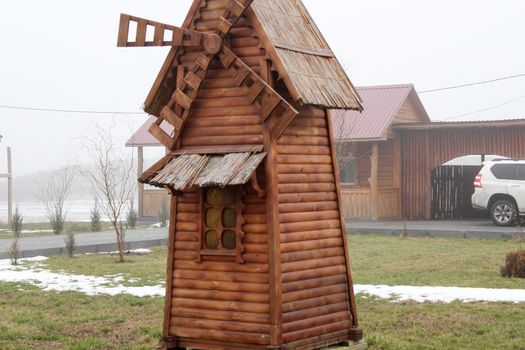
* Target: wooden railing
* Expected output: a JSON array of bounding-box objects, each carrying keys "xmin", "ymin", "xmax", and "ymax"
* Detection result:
[
  {"xmin": 341, "ymin": 187, "xmax": 400, "ymax": 220},
  {"xmin": 143, "ymin": 189, "xmax": 171, "ymax": 217}
]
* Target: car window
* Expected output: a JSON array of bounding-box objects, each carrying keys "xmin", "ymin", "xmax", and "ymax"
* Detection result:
[
  {"xmin": 518, "ymin": 165, "xmax": 525, "ymax": 181},
  {"xmin": 490, "ymin": 164, "xmax": 519, "ymax": 180}
]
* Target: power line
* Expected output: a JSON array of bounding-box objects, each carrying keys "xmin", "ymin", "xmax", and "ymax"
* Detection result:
[
  {"xmin": 441, "ymin": 93, "xmax": 525, "ymax": 121},
  {"xmin": 418, "ymin": 73, "xmax": 525, "ymax": 94},
  {"xmin": 0, "ymin": 104, "xmax": 144, "ymax": 115}
]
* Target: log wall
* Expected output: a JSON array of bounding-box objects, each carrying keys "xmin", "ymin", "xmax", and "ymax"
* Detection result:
[
  {"xmin": 276, "ymin": 106, "xmax": 353, "ymax": 345},
  {"xmin": 401, "ymin": 127, "xmax": 525, "ymax": 219}
]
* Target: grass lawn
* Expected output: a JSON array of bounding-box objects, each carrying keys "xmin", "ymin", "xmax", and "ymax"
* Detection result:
[{"xmin": 1, "ymin": 234, "xmax": 525, "ymax": 349}]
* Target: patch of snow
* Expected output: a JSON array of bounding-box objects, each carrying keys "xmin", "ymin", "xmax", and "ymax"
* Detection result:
[
  {"xmin": 354, "ymin": 285, "xmax": 525, "ymax": 303},
  {"xmin": 149, "ymin": 222, "xmax": 168, "ymax": 228},
  {"xmin": 20, "ymin": 256, "xmax": 49, "ymax": 262},
  {"xmin": 0, "ymin": 258, "xmax": 164, "ymax": 297},
  {"xmin": 20, "ymin": 229, "xmax": 55, "ymax": 234}
]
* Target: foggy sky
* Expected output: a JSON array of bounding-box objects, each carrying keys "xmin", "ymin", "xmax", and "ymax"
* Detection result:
[{"xmin": 1, "ymin": 0, "xmax": 525, "ymax": 176}]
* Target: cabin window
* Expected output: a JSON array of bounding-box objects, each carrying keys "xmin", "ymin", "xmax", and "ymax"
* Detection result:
[
  {"xmin": 338, "ymin": 158, "xmax": 357, "ymax": 185},
  {"xmin": 199, "ymin": 186, "xmax": 243, "ymax": 262}
]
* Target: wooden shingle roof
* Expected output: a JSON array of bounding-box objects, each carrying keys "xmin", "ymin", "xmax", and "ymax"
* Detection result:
[{"xmin": 251, "ymin": 0, "xmax": 362, "ymax": 110}]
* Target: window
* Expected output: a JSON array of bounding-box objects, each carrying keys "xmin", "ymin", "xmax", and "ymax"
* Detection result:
[
  {"xmin": 199, "ymin": 186, "xmax": 243, "ymax": 263},
  {"xmin": 491, "ymin": 164, "xmax": 519, "ymax": 180},
  {"xmin": 338, "ymin": 158, "xmax": 357, "ymax": 184},
  {"xmin": 336, "ymin": 142, "xmax": 357, "ymax": 185}
]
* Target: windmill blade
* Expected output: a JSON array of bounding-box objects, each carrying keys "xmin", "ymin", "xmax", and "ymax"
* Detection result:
[
  {"xmin": 218, "ymin": 47, "xmax": 299, "ymax": 139},
  {"xmin": 117, "ymin": 14, "xmax": 203, "ymax": 47},
  {"xmin": 217, "ymin": 0, "xmax": 255, "ymax": 36}
]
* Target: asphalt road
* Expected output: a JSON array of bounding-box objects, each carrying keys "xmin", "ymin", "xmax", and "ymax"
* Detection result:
[{"xmin": 0, "ymin": 227, "xmax": 168, "ymax": 259}]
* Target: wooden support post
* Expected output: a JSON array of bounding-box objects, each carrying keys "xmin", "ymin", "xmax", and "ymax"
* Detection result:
[
  {"xmin": 137, "ymin": 146, "xmax": 144, "ymax": 217},
  {"xmin": 392, "ymin": 139, "xmax": 402, "ymax": 219},
  {"xmin": 369, "ymin": 143, "xmax": 379, "ymax": 220}
]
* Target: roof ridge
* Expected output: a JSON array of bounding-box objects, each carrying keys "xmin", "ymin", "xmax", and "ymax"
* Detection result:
[{"xmin": 356, "ymin": 83, "xmax": 414, "ymax": 91}]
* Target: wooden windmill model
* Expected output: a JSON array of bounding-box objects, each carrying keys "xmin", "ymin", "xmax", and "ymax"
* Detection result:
[{"xmin": 118, "ymin": 0, "xmax": 364, "ymax": 349}]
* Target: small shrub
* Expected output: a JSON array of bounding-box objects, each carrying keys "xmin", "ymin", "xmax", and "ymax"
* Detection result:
[
  {"xmin": 64, "ymin": 232, "xmax": 76, "ymax": 258},
  {"xmin": 10, "ymin": 206, "xmax": 23, "ymax": 236},
  {"xmin": 159, "ymin": 199, "xmax": 169, "ymax": 228},
  {"xmin": 400, "ymin": 223, "xmax": 408, "ymax": 240},
  {"xmin": 9, "ymin": 237, "xmax": 20, "ymax": 265},
  {"xmin": 49, "ymin": 211, "xmax": 65, "ymax": 235},
  {"xmin": 500, "ymin": 249, "xmax": 525, "ymax": 278},
  {"xmin": 90, "ymin": 199, "xmax": 102, "ymax": 232},
  {"xmin": 126, "ymin": 200, "xmax": 138, "ymax": 229}
]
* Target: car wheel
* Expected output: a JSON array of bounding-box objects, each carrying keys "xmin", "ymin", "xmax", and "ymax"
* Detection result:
[{"xmin": 490, "ymin": 199, "xmax": 517, "ymax": 226}]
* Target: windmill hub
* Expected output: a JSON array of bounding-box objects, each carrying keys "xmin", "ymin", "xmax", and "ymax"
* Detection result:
[{"xmin": 204, "ymin": 34, "xmax": 223, "ymax": 55}]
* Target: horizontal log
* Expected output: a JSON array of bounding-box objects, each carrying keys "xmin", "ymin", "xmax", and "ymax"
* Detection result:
[
  {"xmin": 177, "ymin": 203, "xmax": 199, "ymax": 212},
  {"xmin": 282, "ymin": 292, "xmax": 348, "ymax": 313},
  {"xmin": 281, "ymin": 237, "xmax": 343, "ymax": 253},
  {"xmin": 181, "ymin": 135, "xmax": 264, "ymax": 147},
  {"xmin": 229, "ymin": 27, "xmax": 254, "ymax": 37},
  {"xmin": 174, "ymin": 278, "xmax": 269, "ymax": 293},
  {"xmin": 243, "ymin": 243, "xmax": 269, "ymax": 254},
  {"xmin": 277, "ymin": 154, "xmax": 332, "ymax": 165},
  {"xmin": 282, "ymin": 275, "xmax": 350, "ymax": 298},
  {"xmin": 202, "ymin": 78, "xmax": 240, "ymax": 90},
  {"xmin": 279, "ymin": 183, "xmax": 336, "ymax": 194},
  {"xmin": 280, "ymin": 229, "xmax": 341, "ymax": 243},
  {"xmin": 276, "ymin": 164, "xmax": 333, "ymax": 175},
  {"xmin": 174, "ymin": 260, "xmax": 268, "ymax": 273},
  {"xmin": 192, "ymin": 96, "xmax": 252, "ymax": 109},
  {"xmin": 198, "ymin": 87, "xmax": 247, "ymax": 99},
  {"xmin": 182, "ymin": 125, "xmax": 263, "ymax": 138},
  {"xmin": 282, "ymin": 283, "xmax": 348, "ymax": 304},
  {"xmin": 295, "ymin": 106, "xmax": 326, "ymax": 118},
  {"xmin": 173, "ymin": 288, "xmax": 269, "ymax": 303},
  {"xmin": 186, "ymin": 115, "xmax": 261, "ymax": 128},
  {"xmin": 243, "ymin": 224, "xmax": 268, "ymax": 234},
  {"xmin": 175, "ymin": 241, "xmax": 199, "ymax": 250},
  {"xmin": 277, "ymin": 136, "xmax": 329, "ymax": 147},
  {"xmin": 172, "ymin": 316, "xmax": 271, "ymax": 335},
  {"xmin": 173, "ymin": 297, "xmax": 270, "ymax": 314},
  {"xmin": 278, "ymin": 201, "xmax": 338, "ymax": 214},
  {"xmin": 277, "ymin": 173, "xmax": 335, "ymax": 184},
  {"xmin": 232, "ymin": 46, "xmax": 265, "ymax": 57},
  {"xmin": 282, "ymin": 127, "xmax": 328, "ymax": 137},
  {"xmin": 243, "ymin": 234, "xmax": 268, "ymax": 244},
  {"xmin": 279, "ymin": 210, "xmax": 340, "ymax": 224},
  {"xmin": 244, "ymin": 214, "xmax": 267, "ymax": 224},
  {"xmin": 282, "ymin": 301, "xmax": 349, "ymax": 324},
  {"xmin": 175, "ymin": 231, "xmax": 197, "ymax": 242},
  {"xmin": 283, "ymin": 320, "xmax": 350, "ymax": 343},
  {"xmin": 281, "ymin": 256, "xmax": 346, "ymax": 273},
  {"xmin": 282, "ymin": 311, "xmax": 349, "ymax": 334},
  {"xmin": 189, "ymin": 105, "xmax": 259, "ymax": 118},
  {"xmin": 230, "ymin": 37, "xmax": 260, "ymax": 48},
  {"xmin": 172, "ymin": 306, "xmax": 270, "ymax": 325},
  {"xmin": 172, "ymin": 326, "xmax": 270, "ymax": 345},
  {"xmin": 243, "ymin": 253, "xmax": 269, "ymax": 264},
  {"xmin": 276, "ymin": 145, "xmax": 331, "ymax": 155},
  {"xmin": 177, "ymin": 212, "xmax": 200, "ymax": 222},
  {"xmin": 245, "ymin": 204, "xmax": 266, "ymax": 214},
  {"xmin": 280, "ymin": 220, "xmax": 341, "ymax": 235},
  {"xmin": 281, "ymin": 248, "xmax": 345, "ymax": 265},
  {"xmin": 176, "ymin": 222, "xmax": 198, "ymax": 232},
  {"xmin": 282, "ymin": 265, "xmax": 347, "ymax": 283},
  {"xmin": 173, "ymin": 270, "xmax": 268, "ymax": 284}
]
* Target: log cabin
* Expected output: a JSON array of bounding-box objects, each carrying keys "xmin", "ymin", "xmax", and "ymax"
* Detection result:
[{"xmin": 118, "ymin": 0, "xmax": 365, "ymax": 349}]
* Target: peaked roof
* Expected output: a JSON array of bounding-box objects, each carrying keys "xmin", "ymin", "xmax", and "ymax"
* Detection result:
[
  {"xmin": 144, "ymin": 0, "xmax": 362, "ymax": 116},
  {"xmin": 125, "ymin": 116, "xmax": 173, "ymax": 147},
  {"xmin": 331, "ymin": 84, "xmax": 429, "ymax": 141}
]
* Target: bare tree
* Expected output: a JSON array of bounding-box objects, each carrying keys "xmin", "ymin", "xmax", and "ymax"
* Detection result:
[
  {"xmin": 37, "ymin": 167, "xmax": 73, "ymax": 234},
  {"xmin": 81, "ymin": 125, "xmax": 135, "ymax": 263}
]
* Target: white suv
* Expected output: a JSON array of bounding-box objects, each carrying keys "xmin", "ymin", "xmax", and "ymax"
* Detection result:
[{"xmin": 471, "ymin": 159, "xmax": 525, "ymax": 226}]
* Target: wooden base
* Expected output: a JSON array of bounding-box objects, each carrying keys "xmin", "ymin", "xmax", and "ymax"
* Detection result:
[{"xmin": 163, "ymin": 329, "xmax": 364, "ymax": 350}]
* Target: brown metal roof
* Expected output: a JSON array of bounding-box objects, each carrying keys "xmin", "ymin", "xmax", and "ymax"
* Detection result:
[
  {"xmin": 251, "ymin": 0, "xmax": 362, "ymax": 110},
  {"xmin": 143, "ymin": 152, "xmax": 267, "ymax": 190},
  {"xmin": 331, "ymin": 84, "xmax": 419, "ymax": 141},
  {"xmin": 125, "ymin": 116, "xmax": 172, "ymax": 147},
  {"xmin": 393, "ymin": 118, "xmax": 525, "ymax": 131}
]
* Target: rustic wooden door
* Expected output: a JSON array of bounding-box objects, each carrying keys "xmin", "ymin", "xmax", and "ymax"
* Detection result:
[{"xmin": 431, "ymin": 165, "xmax": 482, "ymax": 219}]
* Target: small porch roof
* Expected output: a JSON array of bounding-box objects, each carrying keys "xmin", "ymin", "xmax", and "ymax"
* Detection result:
[{"xmin": 141, "ymin": 151, "xmax": 267, "ymax": 191}]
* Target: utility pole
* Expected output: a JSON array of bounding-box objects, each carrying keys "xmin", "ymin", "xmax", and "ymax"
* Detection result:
[{"xmin": 0, "ymin": 135, "xmax": 13, "ymax": 223}]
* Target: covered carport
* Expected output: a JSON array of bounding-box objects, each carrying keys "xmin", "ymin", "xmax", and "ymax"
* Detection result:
[{"xmin": 395, "ymin": 120, "xmax": 525, "ymax": 220}]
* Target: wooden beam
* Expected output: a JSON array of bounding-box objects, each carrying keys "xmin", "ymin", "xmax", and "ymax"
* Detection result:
[
  {"xmin": 326, "ymin": 110, "xmax": 360, "ymax": 329},
  {"xmin": 137, "ymin": 146, "xmax": 144, "ymax": 217},
  {"xmin": 163, "ymin": 194, "xmax": 177, "ymax": 338},
  {"xmin": 392, "ymin": 139, "xmax": 402, "ymax": 219},
  {"xmin": 369, "ymin": 142, "xmax": 379, "ymax": 220}
]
